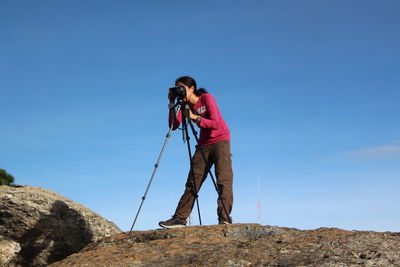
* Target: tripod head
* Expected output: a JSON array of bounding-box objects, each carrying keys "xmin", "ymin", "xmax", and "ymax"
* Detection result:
[{"xmin": 172, "ymin": 98, "xmax": 191, "ymax": 120}]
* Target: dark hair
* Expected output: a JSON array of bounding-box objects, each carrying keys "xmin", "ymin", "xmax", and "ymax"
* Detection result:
[{"xmin": 175, "ymin": 76, "xmax": 208, "ymax": 96}]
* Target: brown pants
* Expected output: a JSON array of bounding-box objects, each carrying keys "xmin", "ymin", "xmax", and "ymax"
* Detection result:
[{"xmin": 174, "ymin": 140, "xmax": 233, "ymax": 222}]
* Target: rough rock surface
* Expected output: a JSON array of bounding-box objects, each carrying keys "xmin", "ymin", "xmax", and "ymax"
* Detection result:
[
  {"xmin": 50, "ymin": 223, "xmax": 400, "ymax": 266},
  {"xmin": 0, "ymin": 236, "xmax": 21, "ymax": 266},
  {"xmin": 0, "ymin": 185, "xmax": 121, "ymax": 266}
]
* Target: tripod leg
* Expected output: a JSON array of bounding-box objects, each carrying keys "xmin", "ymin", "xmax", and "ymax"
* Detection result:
[
  {"xmin": 181, "ymin": 111, "xmax": 203, "ymax": 225},
  {"xmin": 173, "ymin": 147, "xmax": 211, "ymax": 224},
  {"xmin": 129, "ymin": 105, "xmax": 181, "ymax": 233}
]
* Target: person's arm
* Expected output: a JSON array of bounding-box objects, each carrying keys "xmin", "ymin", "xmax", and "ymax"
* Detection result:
[
  {"xmin": 167, "ymin": 91, "xmax": 182, "ymax": 130},
  {"xmin": 168, "ymin": 105, "xmax": 182, "ymax": 130},
  {"xmin": 198, "ymin": 94, "xmax": 220, "ymax": 130}
]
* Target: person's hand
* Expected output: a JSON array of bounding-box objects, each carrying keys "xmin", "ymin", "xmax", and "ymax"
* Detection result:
[
  {"xmin": 189, "ymin": 110, "xmax": 202, "ymax": 126},
  {"xmin": 168, "ymin": 92, "xmax": 176, "ymax": 103},
  {"xmin": 188, "ymin": 110, "xmax": 198, "ymax": 120}
]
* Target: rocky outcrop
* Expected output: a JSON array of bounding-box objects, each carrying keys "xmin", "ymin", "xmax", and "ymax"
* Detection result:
[
  {"xmin": 0, "ymin": 185, "xmax": 121, "ymax": 266},
  {"xmin": 50, "ymin": 224, "xmax": 400, "ymax": 266},
  {"xmin": 0, "ymin": 236, "xmax": 21, "ymax": 266}
]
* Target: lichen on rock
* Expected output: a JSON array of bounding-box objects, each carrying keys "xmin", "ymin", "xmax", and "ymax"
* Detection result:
[{"xmin": 50, "ymin": 224, "xmax": 400, "ymax": 266}]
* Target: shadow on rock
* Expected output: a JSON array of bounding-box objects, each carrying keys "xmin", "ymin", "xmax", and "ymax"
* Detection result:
[{"xmin": 17, "ymin": 200, "xmax": 94, "ymax": 266}]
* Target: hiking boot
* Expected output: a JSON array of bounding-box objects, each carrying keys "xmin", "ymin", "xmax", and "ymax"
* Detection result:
[
  {"xmin": 159, "ymin": 217, "xmax": 186, "ymax": 229},
  {"xmin": 218, "ymin": 216, "xmax": 232, "ymax": 225}
]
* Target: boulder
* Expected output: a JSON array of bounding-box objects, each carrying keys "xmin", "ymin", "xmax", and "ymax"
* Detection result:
[
  {"xmin": 0, "ymin": 237, "xmax": 21, "ymax": 266},
  {"xmin": 50, "ymin": 224, "xmax": 400, "ymax": 266},
  {"xmin": 0, "ymin": 185, "xmax": 121, "ymax": 266}
]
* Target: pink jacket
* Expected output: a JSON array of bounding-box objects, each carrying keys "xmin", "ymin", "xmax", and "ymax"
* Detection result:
[{"xmin": 169, "ymin": 93, "xmax": 230, "ymax": 145}]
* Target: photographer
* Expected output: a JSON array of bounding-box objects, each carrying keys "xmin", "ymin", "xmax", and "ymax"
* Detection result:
[{"xmin": 159, "ymin": 76, "xmax": 233, "ymax": 228}]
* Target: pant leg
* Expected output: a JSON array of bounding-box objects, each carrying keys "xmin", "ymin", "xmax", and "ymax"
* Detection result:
[
  {"xmin": 174, "ymin": 145, "xmax": 211, "ymax": 220},
  {"xmin": 211, "ymin": 140, "xmax": 234, "ymax": 221}
]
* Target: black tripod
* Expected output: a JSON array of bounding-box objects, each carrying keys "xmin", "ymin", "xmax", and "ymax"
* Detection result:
[{"xmin": 129, "ymin": 98, "xmax": 231, "ymax": 232}]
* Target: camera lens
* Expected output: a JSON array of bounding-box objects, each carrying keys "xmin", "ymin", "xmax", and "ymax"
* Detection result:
[{"xmin": 169, "ymin": 86, "xmax": 186, "ymax": 99}]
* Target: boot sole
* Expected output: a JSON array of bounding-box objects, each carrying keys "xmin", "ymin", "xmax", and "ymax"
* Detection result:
[{"xmin": 159, "ymin": 223, "xmax": 186, "ymax": 229}]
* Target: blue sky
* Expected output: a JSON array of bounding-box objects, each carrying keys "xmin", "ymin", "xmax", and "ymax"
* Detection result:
[{"xmin": 1, "ymin": 0, "xmax": 399, "ymax": 232}]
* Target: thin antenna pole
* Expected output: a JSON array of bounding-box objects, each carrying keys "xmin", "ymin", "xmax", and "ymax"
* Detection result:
[{"xmin": 257, "ymin": 175, "xmax": 262, "ymax": 225}]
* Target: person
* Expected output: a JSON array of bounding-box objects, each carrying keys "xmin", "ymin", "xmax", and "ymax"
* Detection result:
[{"xmin": 159, "ymin": 76, "xmax": 234, "ymax": 229}]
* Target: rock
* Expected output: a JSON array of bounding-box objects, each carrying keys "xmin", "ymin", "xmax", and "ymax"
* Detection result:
[
  {"xmin": 0, "ymin": 185, "xmax": 121, "ymax": 266},
  {"xmin": 0, "ymin": 237, "xmax": 21, "ymax": 266},
  {"xmin": 50, "ymin": 224, "xmax": 400, "ymax": 266}
]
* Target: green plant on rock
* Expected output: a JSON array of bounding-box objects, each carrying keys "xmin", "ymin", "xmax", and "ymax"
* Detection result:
[{"xmin": 0, "ymin": 168, "xmax": 15, "ymax": 186}]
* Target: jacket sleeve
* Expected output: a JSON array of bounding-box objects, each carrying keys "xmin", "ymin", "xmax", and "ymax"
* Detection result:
[
  {"xmin": 168, "ymin": 108, "xmax": 182, "ymax": 130},
  {"xmin": 198, "ymin": 94, "xmax": 220, "ymax": 130}
]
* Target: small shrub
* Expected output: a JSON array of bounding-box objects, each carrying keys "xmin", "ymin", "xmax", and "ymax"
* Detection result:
[{"xmin": 0, "ymin": 168, "xmax": 15, "ymax": 186}]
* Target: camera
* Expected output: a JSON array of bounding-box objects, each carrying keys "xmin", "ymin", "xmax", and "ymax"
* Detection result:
[{"xmin": 169, "ymin": 86, "xmax": 186, "ymax": 99}]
